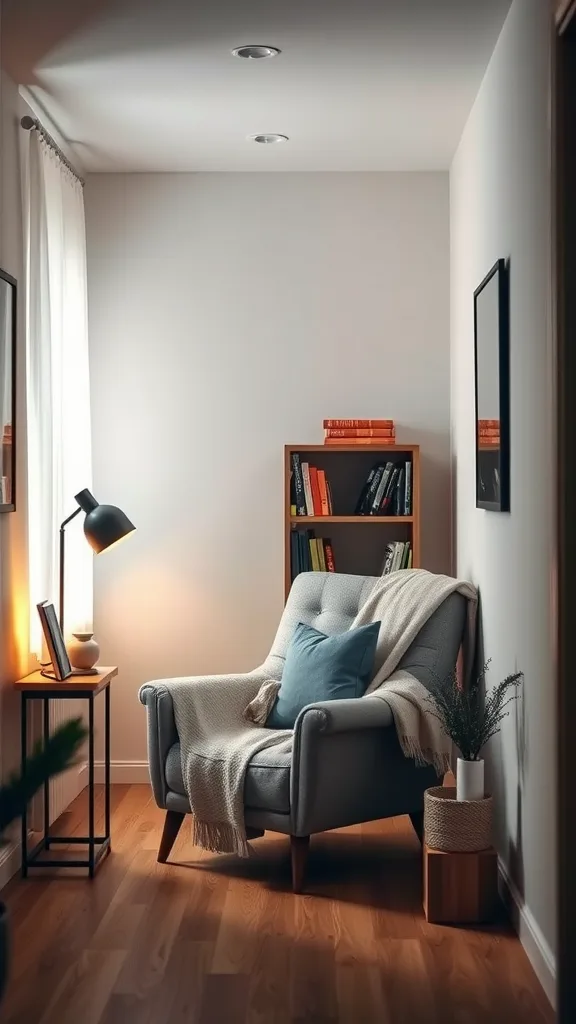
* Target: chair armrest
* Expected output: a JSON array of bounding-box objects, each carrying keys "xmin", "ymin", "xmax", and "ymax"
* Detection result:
[
  {"xmin": 139, "ymin": 682, "xmax": 178, "ymax": 808},
  {"xmin": 294, "ymin": 695, "xmax": 393, "ymax": 739},
  {"xmin": 139, "ymin": 672, "xmax": 268, "ymax": 809},
  {"xmin": 290, "ymin": 696, "xmax": 399, "ymax": 836}
]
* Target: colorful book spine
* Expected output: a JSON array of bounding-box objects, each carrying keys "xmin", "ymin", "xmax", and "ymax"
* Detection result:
[
  {"xmin": 361, "ymin": 464, "xmax": 385, "ymax": 514},
  {"xmin": 317, "ymin": 470, "xmax": 330, "ymax": 516},
  {"xmin": 324, "ymin": 428, "xmax": 395, "ymax": 438},
  {"xmin": 324, "ymin": 539, "xmax": 336, "ymax": 572},
  {"xmin": 309, "ymin": 536, "xmax": 320, "ymax": 571},
  {"xmin": 380, "ymin": 466, "xmax": 400, "ymax": 514},
  {"xmin": 323, "ymin": 419, "xmax": 394, "ymax": 428},
  {"xmin": 291, "ymin": 452, "xmax": 307, "ymax": 516},
  {"xmin": 309, "ymin": 466, "xmax": 322, "ymax": 515},
  {"xmin": 370, "ymin": 462, "xmax": 394, "ymax": 515},
  {"xmin": 301, "ymin": 463, "xmax": 315, "ymax": 516},
  {"xmin": 324, "ymin": 437, "xmax": 397, "ymax": 446},
  {"xmin": 316, "ymin": 538, "xmax": 327, "ymax": 572}
]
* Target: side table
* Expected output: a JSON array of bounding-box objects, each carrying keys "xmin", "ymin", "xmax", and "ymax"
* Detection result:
[
  {"xmin": 15, "ymin": 666, "xmax": 118, "ymax": 878},
  {"xmin": 423, "ymin": 842, "xmax": 499, "ymax": 923}
]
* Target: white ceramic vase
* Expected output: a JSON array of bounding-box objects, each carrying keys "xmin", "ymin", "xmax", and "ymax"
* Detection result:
[
  {"xmin": 68, "ymin": 632, "xmax": 100, "ymax": 671},
  {"xmin": 456, "ymin": 757, "xmax": 485, "ymax": 801}
]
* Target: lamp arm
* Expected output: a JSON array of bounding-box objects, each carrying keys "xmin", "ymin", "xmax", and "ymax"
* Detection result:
[{"xmin": 59, "ymin": 505, "xmax": 83, "ymax": 634}]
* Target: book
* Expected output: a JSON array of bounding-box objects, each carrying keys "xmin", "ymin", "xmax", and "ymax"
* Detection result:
[
  {"xmin": 323, "ymin": 419, "xmax": 394, "ymax": 428},
  {"xmin": 370, "ymin": 462, "xmax": 394, "ymax": 515},
  {"xmin": 301, "ymin": 531, "xmax": 312, "ymax": 571},
  {"xmin": 403, "ymin": 543, "xmax": 412, "ymax": 569},
  {"xmin": 323, "ymin": 539, "xmax": 336, "ymax": 572},
  {"xmin": 309, "ymin": 466, "xmax": 322, "ymax": 516},
  {"xmin": 408, "ymin": 548, "xmax": 413, "ymax": 569},
  {"xmin": 360, "ymin": 464, "xmax": 385, "ymax": 514},
  {"xmin": 301, "ymin": 463, "xmax": 315, "ymax": 516},
  {"xmin": 324, "ymin": 428, "xmax": 396, "ymax": 438},
  {"xmin": 393, "ymin": 467, "xmax": 405, "ymax": 516},
  {"xmin": 325, "ymin": 478, "xmax": 334, "ymax": 514},
  {"xmin": 316, "ymin": 538, "xmax": 327, "ymax": 572},
  {"xmin": 354, "ymin": 466, "xmax": 377, "ymax": 513},
  {"xmin": 309, "ymin": 535, "xmax": 320, "ymax": 571},
  {"xmin": 391, "ymin": 542, "xmax": 405, "ymax": 573},
  {"xmin": 289, "ymin": 470, "xmax": 297, "ymax": 517},
  {"xmin": 404, "ymin": 461, "xmax": 412, "ymax": 515},
  {"xmin": 290, "ymin": 530, "xmax": 300, "ymax": 580},
  {"xmin": 324, "ymin": 437, "xmax": 397, "ymax": 446},
  {"xmin": 381, "ymin": 543, "xmax": 395, "ymax": 575},
  {"xmin": 478, "ymin": 419, "xmax": 500, "ymax": 428},
  {"xmin": 380, "ymin": 466, "xmax": 400, "ymax": 514},
  {"xmin": 317, "ymin": 470, "xmax": 330, "ymax": 516},
  {"xmin": 291, "ymin": 453, "xmax": 307, "ymax": 516}
]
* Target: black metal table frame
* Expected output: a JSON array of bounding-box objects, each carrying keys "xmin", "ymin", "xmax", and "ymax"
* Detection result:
[{"xmin": 20, "ymin": 683, "xmax": 111, "ymax": 878}]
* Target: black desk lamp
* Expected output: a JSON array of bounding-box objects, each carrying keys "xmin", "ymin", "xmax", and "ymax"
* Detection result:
[{"xmin": 59, "ymin": 488, "xmax": 135, "ymax": 637}]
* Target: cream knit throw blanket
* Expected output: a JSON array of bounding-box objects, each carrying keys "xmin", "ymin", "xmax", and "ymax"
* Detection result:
[{"xmin": 160, "ymin": 570, "xmax": 477, "ymax": 858}]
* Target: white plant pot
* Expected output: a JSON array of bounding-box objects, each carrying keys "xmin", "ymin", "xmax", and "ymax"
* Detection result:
[{"xmin": 456, "ymin": 758, "xmax": 485, "ymax": 801}]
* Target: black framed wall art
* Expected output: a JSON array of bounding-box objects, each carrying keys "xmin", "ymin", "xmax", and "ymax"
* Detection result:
[
  {"xmin": 474, "ymin": 258, "xmax": 510, "ymax": 512},
  {"xmin": 0, "ymin": 268, "xmax": 16, "ymax": 512}
]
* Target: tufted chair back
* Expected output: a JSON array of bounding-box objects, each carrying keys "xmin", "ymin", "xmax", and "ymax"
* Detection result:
[{"xmin": 265, "ymin": 571, "xmax": 465, "ymax": 693}]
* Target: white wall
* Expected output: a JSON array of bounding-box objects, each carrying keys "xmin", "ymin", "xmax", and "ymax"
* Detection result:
[
  {"xmin": 0, "ymin": 65, "xmax": 30, "ymax": 881},
  {"xmin": 85, "ymin": 171, "xmax": 451, "ymax": 766},
  {"xmin": 450, "ymin": 0, "xmax": 555, "ymax": 1002}
]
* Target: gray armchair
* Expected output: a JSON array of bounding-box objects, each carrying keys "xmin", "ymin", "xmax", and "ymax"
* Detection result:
[{"xmin": 140, "ymin": 571, "xmax": 465, "ymax": 892}]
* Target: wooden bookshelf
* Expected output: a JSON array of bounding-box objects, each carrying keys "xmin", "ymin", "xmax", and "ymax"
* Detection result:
[{"xmin": 284, "ymin": 443, "xmax": 420, "ymax": 597}]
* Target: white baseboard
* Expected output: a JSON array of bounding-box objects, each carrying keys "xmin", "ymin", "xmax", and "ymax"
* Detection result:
[
  {"xmin": 78, "ymin": 761, "xmax": 150, "ymax": 785},
  {"xmin": 498, "ymin": 858, "xmax": 556, "ymax": 1009},
  {"xmin": 0, "ymin": 842, "xmax": 21, "ymax": 891}
]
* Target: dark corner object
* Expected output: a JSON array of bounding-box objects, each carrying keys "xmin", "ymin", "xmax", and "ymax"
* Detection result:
[
  {"xmin": 0, "ymin": 268, "xmax": 17, "ymax": 514},
  {"xmin": 59, "ymin": 488, "xmax": 135, "ymax": 635},
  {"xmin": 474, "ymin": 258, "xmax": 510, "ymax": 512}
]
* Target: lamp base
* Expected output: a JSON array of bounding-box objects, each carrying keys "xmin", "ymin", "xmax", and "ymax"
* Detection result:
[{"xmin": 70, "ymin": 667, "xmax": 100, "ymax": 676}]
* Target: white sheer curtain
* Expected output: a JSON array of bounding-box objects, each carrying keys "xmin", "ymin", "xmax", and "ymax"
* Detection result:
[{"xmin": 23, "ymin": 131, "xmax": 93, "ymax": 653}]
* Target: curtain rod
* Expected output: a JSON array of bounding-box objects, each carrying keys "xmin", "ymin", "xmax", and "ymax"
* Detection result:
[{"xmin": 20, "ymin": 115, "xmax": 85, "ymax": 187}]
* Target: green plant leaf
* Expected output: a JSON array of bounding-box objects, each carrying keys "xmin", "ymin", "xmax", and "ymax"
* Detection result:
[{"xmin": 0, "ymin": 717, "xmax": 87, "ymax": 836}]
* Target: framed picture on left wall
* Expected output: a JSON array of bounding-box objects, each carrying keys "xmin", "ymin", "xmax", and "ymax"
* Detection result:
[{"xmin": 0, "ymin": 268, "xmax": 16, "ymax": 512}]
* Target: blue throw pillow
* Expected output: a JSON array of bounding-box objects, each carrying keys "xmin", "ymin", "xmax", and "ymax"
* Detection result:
[{"xmin": 266, "ymin": 620, "xmax": 381, "ymax": 730}]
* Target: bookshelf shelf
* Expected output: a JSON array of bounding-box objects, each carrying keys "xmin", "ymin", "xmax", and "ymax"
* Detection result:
[
  {"xmin": 290, "ymin": 515, "xmax": 415, "ymax": 525},
  {"xmin": 285, "ymin": 443, "xmax": 421, "ymax": 596}
]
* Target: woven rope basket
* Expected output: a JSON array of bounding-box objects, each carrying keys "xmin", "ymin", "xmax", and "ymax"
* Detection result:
[{"xmin": 424, "ymin": 787, "xmax": 493, "ymax": 853}]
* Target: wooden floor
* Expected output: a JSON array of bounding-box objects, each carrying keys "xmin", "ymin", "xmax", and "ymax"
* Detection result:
[{"xmin": 1, "ymin": 784, "xmax": 553, "ymax": 1024}]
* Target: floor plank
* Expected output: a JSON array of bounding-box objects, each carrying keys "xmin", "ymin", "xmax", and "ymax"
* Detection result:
[{"xmin": 0, "ymin": 784, "xmax": 554, "ymax": 1024}]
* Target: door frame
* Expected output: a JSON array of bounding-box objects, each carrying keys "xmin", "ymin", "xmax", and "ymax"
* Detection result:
[{"xmin": 554, "ymin": 2, "xmax": 576, "ymax": 1020}]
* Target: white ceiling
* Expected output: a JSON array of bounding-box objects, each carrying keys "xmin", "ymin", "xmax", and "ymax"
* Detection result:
[{"xmin": 18, "ymin": 0, "xmax": 512, "ymax": 172}]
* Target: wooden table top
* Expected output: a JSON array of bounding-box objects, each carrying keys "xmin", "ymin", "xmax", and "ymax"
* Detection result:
[{"xmin": 15, "ymin": 666, "xmax": 118, "ymax": 694}]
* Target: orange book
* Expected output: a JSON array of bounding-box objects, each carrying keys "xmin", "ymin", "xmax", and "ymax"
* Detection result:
[
  {"xmin": 324, "ymin": 428, "xmax": 395, "ymax": 438},
  {"xmin": 309, "ymin": 467, "xmax": 322, "ymax": 515},
  {"xmin": 317, "ymin": 470, "xmax": 330, "ymax": 515},
  {"xmin": 324, "ymin": 437, "xmax": 397, "ymax": 446},
  {"xmin": 478, "ymin": 419, "xmax": 500, "ymax": 429},
  {"xmin": 323, "ymin": 419, "xmax": 394, "ymax": 429}
]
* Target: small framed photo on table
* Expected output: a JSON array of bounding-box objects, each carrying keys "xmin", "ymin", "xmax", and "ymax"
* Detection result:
[{"xmin": 37, "ymin": 602, "xmax": 72, "ymax": 680}]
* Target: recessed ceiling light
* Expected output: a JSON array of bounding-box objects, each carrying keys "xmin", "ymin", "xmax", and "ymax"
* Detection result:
[
  {"xmin": 249, "ymin": 134, "xmax": 289, "ymax": 144},
  {"xmin": 232, "ymin": 45, "xmax": 280, "ymax": 59}
]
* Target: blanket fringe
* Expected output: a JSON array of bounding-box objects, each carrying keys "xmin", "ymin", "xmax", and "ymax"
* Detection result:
[
  {"xmin": 398, "ymin": 735, "xmax": 451, "ymax": 776},
  {"xmin": 193, "ymin": 818, "xmax": 251, "ymax": 859}
]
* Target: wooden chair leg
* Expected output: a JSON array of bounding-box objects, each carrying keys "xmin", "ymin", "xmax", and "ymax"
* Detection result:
[
  {"xmin": 290, "ymin": 835, "xmax": 310, "ymax": 893},
  {"xmin": 158, "ymin": 810, "xmax": 185, "ymax": 863},
  {"xmin": 409, "ymin": 810, "xmax": 424, "ymax": 844}
]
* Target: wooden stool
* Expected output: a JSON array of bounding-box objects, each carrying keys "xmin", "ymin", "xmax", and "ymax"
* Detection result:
[{"xmin": 423, "ymin": 843, "xmax": 498, "ymax": 924}]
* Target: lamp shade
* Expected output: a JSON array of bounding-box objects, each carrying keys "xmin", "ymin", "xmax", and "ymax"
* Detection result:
[{"xmin": 74, "ymin": 488, "xmax": 135, "ymax": 554}]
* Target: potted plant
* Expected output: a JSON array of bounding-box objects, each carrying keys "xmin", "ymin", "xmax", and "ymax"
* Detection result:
[
  {"xmin": 0, "ymin": 717, "xmax": 87, "ymax": 1003},
  {"xmin": 426, "ymin": 663, "xmax": 523, "ymax": 801}
]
